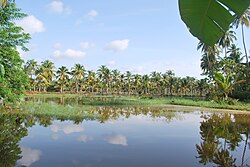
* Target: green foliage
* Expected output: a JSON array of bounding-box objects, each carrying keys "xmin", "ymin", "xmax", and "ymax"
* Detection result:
[
  {"xmin": 214, "ymin": 72, "xmax": 232, "ymax": 97},
  {"xmin": 25, "ymin": 94, "xmax": 250, "ymax": 111},
  {"xmin": 0, "ymin": 63, "xmax": 4, "ymax": 82},
  {"xmin": 231, "ymin": 91, "xmax": 250, "ymax": 101},
  {"xmin": 0, "ymin": 2, "xmax": 30, "ymax": 50},
  {"xmin": 0, "ymin": 2, "xmax": 30, "ymax": 102},
  {"xmin": 179, "ymin": 0, "xmax": 250, "ymax": 46},
  {"xmin": 213, "ymin": 97, "xmax": 239, "ymax": 105}
]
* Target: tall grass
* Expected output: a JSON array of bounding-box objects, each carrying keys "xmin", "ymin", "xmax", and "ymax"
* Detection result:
[{"xmin": 24, "ymin": 94, "xmax": 250, "ymax": 111}]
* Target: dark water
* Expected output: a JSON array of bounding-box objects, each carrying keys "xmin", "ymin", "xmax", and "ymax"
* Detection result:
[{"xmin": 1, "ymin": 103, "xmax": 250, "ymax": 167}]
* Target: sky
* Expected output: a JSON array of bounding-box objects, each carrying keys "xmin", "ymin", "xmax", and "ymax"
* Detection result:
[{"xmin": 15, "ymin": 0, "xmax": 250, "ymax": 78}]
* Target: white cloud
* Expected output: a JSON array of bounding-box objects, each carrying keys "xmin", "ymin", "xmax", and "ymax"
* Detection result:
[
  {"xmin": 16, "ymin": 15, "xmax": 45, "ymax": 34},
  {"xmin": 108, "ymin": 60, "xmax": 116, "ymax": 66},
  {"xmin": 50, "ymin": 123, "xmax": 84, "ymax": 134},
  {"xmin": 52, "ymin": 49, "xmax": 87, "ymax": 59},
  {"xmin": 76, "ymin": 10, "xmax": 98, "ymax": 25},
  {"xmin": 77, "ymin": 135, "xmax": 94, "ymax": 142},
  {"xmin": 47, "ymin": 1, "xmax": 71, "ymax": 14},
  {"xmin": 80, "ymin": 42, "xmax": 95, "ymax": 49},
  {"xmin": 87, "ymin": 10, "xmax": 98, "ymax": 19},
  {"xmin": 53, "ymin": 42, "xmax": 62, "ymax": 49},
  {"xmin": 104, "ymin": 134, "xmax": 128, "ymax": 146},
  {"xmin": 105, "ymin": 39, "xmax": 129, "ymax": 52},
  {"xmin": 18, "ymin": 146, "xmax": 42, "ymax": 167}
]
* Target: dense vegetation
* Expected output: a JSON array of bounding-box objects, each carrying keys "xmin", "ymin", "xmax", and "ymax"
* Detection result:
[
  {"xmin": 24, "ymin": 61, "xmax": 212, "ymax": 97},
  {"xmin": 0, "ymin": 1, "xmax": 30, "ymax": 102},
  {"xmin": 197, "ymin": 6, "xmax": 250, "ymax": 101}
]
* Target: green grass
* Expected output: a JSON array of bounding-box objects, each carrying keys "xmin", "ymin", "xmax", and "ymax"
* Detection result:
[
  {"xmin": 24, "ymin": 94, "xmax": 250, "ymax": 111},
  {"xmin": 1, "ymin": 94, "xmax": 249, "ymax": 123},
  {"xmin": 14, "ymin": 101, "xmax": 98, "ymax": 120}
]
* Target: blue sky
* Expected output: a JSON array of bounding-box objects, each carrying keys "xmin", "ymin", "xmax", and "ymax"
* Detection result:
[{"xmin": 15, "ymin": 0, "xmax": 250, "ymax": 78}]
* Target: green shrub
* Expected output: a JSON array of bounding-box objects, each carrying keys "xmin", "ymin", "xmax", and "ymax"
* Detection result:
[{"xmin": 231, "ymin": 91, "xmax": 250, "ymax": 101}]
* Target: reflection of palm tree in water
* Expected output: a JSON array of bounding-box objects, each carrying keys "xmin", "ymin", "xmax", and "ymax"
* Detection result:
[
  {"xmin": 242, "ymin": 132, "xmax": 248, "ymax": 166},
  {"xmin": 196, "ymin": 113, "xmax": 250, "ymax": 167},
  {"xmin": 234, "ymin": 114, "xmax": 250, "ymax": 166}
]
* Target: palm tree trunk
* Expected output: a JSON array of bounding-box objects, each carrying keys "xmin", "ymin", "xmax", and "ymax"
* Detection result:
[
  {"xmin": 241, "ymin": 132, "xmax": 249, "ymax": 166},
  {"xmin": 225, "ymin": 92, "xmax": 228, "ymax": 99},
  {"xmin": 224, "ymin": 47, "xmax": 227, "ymax": 58},
  {"xmin": 76, "ymin": 81, "xmax": 79, "ymax": 93},
  {"xmin": 80, "ymin": 85, "xmax": 83, "ymax": 93},
  {"xmin": 33, "ymin": 83, "xmax": 36, "ymax": 92},
  {"xmin": 242, "ymin": 25, "xmax": 249, "ymax": 68}
]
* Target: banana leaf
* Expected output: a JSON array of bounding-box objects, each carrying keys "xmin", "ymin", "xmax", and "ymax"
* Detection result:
[{"xmin": 179, "ymin": 0, "xmax": 250, "ymax": 46}]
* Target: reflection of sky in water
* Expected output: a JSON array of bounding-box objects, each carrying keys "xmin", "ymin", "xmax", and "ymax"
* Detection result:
[
  {"xmin": 49, "ymin": 122, "xmax": 84, "ymax": 134},
  {"xmin": 17, "ymin": 111, "xmax": 250, "ymax": 167},
  {"xmin": 17, "ymin": 146, "xmax": 42, "ymax": 167},
  {"xmin": 77, "ymin": 135, "xmax": 94, "ymax": 142},
  {"xmin": 104, "ymin": 133, "xmax": 128, "ymax": 146}
]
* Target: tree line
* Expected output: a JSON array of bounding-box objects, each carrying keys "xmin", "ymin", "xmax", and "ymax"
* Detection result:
[{"xmin": 24, "ymin": 60, "xmax": 211, "ymax": 97}]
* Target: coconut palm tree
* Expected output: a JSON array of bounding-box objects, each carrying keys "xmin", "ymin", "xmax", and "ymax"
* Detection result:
[
  {"xmin": 197, "ymin": 78, "xmax": 208, "ymax": 96},
  {"xmin": 176, "ymin": 77, "xmax": 184, "ymax": 96},
  {"xmin": 125, "ymin": 71, "xmax": 132, "ymax": 95},
  {"xmin": 120, "ymin": 73, "xmax": 126, "ymax": 94},
  {"xmin": 97, "ymin": 65, "xmax": 107, "ymax": 94},
  {"xmin": 180, "ymin": 77, "xmax": 189, "ymax": 96},
  {"xmin": 161, "ymin": 73, "xmax": 169, "ymax": 95},
  {"xmin": 198, "ymin": 41, "xmax": 221, "ymax": 79},
  {"xmin": 25, "ymin": 59, "xmax": 38, "ymax": 79},
  {"xmin": 24, "ymin": 59, "xmax": 38, "ymax": 91},
  {"xmin": 150, "ymin": 71, "xmax": 162, "ymax": 95},
  {"xmin": 86, "ymin": 70, "xmax": 96, "ymax": 93},
  {"xmin": 200, "ymin": 52, "xmax": 218, "ymax": 79},
  {"xmin": 103, "ymin": 67, "xmax": 111, "ymax": 94},
  {"xmin": 36, "ymin": 60, "xmax": 55, "ymax": 92},
  {"xmin": 71, "ymin": 64, "xmax": 85, "ymax": 92},
  {"xmin": 233, "ymin": 6, "xmax": 250, "ymax": 67},
  {"xmin": 166, "ymin": 70, "xmax": 175, "ymax": 95},
  {"xmin": 186, "ymin": 76, "xmax": 196, "ymax": 96},
  {"xmin": 111, "ymin": 69, "xmax": 121, "ymax": 94},
  {"xmin": 132, "ymin": 74, "xmax": 142, "ymax": 94},
  {"xmin": 141, "ymin": 74, "xmax": 151, "ymax": 95},
  {"xmin": 56, "ymin": 66, "xmax": 70, "ymax": 93},
  {"xmin": 218, "ymin": 28, "xmax": 236, "ymax": 58},
  {"xmin": 227, "ymin": 44, "xmax": 243, "ymax": 64}
]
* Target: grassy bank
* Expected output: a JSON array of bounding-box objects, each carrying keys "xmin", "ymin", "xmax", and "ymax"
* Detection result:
[
  {"xmin": 2, "ymin": 101, "xmax": 98, "ymax": 121},
  {"xmin": 24, "ymin": 94, "xmax": 250, "ymax": 111}
]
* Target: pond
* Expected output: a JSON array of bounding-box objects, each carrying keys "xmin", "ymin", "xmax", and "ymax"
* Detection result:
[{"xmin": 1, "ymin": 98, "xmax": 250, "ymax": 167}]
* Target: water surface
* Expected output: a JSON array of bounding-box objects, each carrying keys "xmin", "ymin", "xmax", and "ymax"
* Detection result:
[{"xmin": 1, "ymin": 100, "xmax": 250, "ymax": 167}]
